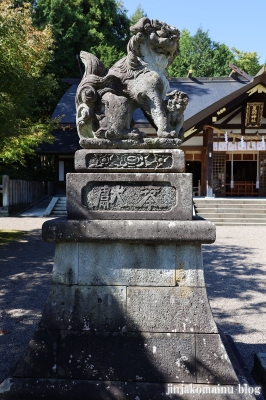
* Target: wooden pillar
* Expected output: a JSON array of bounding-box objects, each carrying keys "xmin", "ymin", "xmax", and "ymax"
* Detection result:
[
  {"xmin": 203, "ymin": 128, "xmax": 214, "ymax": 197},
  {"xmin": 201, "ymin": 149, "xmax": 207, "ymax": 197}
]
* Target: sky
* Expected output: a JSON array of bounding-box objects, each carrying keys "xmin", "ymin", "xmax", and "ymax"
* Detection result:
[{"xmin": 123, "ymin": 0, "xmax": 266, "ymax": 64}]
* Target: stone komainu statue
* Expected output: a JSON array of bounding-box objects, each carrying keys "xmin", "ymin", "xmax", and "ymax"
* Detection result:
[{"xmin": 75, "ymin": 17, "xmax": 188, "ymax": 144}]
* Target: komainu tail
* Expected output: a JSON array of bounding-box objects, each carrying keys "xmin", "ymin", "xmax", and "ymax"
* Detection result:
[{"xmin": 80, "ymin": 51, "xmax": 106, "ymax": 78}]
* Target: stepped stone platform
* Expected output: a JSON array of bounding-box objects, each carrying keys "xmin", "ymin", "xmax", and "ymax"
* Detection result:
[
  {"xmin": 0, "ymin": 149, "xmax": 257, "ymax": 399},
  {"xmin": 194, "ymin": 198, "xmax": 266, "ymax": 225}
]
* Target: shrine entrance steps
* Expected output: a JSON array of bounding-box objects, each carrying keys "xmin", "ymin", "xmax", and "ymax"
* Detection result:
[
  {"xmin": 43, "ymin": 196, "xmax": 67, "ymax": 217},
  {"xmin": 193, "ymin": 197, "xmax": 266, "ymax": 225}
]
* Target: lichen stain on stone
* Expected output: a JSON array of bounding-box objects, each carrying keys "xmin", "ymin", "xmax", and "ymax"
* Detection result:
[
  {"xmin": 178, "ymin": 287, "xmax": 191, "ymax": 298},
  {"xmin": 0, "ymin": 378, "xmax": 13, "ymax": 393}
]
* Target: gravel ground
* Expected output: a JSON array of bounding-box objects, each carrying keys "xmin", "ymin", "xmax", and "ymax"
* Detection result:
[
  {"xmin": 0, "ymin": 218, "xmax": 266, "ymax": 385},
  {"xmin": 0, "ymin": 217, "xmax": 55, "ymax": 383},
  {"xmin": 203, "ymin": 225, "xmax": 266, "ymax": 378}
]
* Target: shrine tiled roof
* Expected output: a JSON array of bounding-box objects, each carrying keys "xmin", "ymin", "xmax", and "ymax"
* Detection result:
[
  {"xmin": 52, "ymin": 76, "xmax": 250, "ymax": 125},
  {"xmin": 39, "ymin": 74, "xmax": 264, "ymax": 153}
]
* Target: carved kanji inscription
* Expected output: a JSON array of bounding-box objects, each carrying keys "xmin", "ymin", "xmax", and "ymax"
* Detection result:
[{"xmin": 83, "ymin": 182, "xmax": 176, "ymax": 211}]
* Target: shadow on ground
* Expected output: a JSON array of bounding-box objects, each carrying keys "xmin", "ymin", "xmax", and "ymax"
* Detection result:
[
  {"xmin": 203, "ymin": 243, "xmax": 266, "ymax": 377},
  {"xmin": 0, "ymin": 229, "xmax": 55, "ymax": 382}
]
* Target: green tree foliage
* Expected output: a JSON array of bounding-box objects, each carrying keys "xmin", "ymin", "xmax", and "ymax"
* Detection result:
[
  {"xmin": 168, "ymin": 28, "xmax": 235, "ymax": 77},
  {"xmin": 0, "ymin": 1, "xmax": 58, "ymax": 164},
  {"xmin": 130, "ymin": 4, "xmax": 147, "ymax": 26},
  {"xmin": 32, "ymin": 0, "xmax": 131, "ymax": 78},
  {"xmin": 231, "ymin": 47, "xmax": 262, "ymax": 76}
]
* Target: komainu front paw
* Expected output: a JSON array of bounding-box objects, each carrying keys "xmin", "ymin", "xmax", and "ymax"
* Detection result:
[{"xmin": 157, "ymin": 130, "xmax": 177, "ymax": 139}]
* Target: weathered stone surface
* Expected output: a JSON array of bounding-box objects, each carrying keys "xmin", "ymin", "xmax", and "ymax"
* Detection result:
[
  {"xmin": 176, "ymin": 244, "xmax": 205, "ymax": 287},
  {"xmin": 0, "ymin": 379, "xmax": 257, "ymax": 400},
  {"xmin": 78, "ymin": 242, "xmax": 176, "ymax": 286},
  {"xmin": 13, "ymin": 330, "xmax": 59, "ymax": 378},
  {"xmin": 125, "ymin": 382, "xmax": 258, "ymax": 399},
  {"xmin": 196, "ymin": 334, "xmax": 239, "ymax": 384},
  {"xmin": 75, "ymin": 149, "xmax": 185, "ymax": 172},
  {"xmin": 52, "ymin": 243, "xmax": 78, "ymax": 284},
  {"xmin": 127, "ymin": 287, "xmax": 218, "ymax": 333},
  {"xmin": 66, "ymin": 172, "xmax": 192, "ymax": 220},
  {"xmin": 57, "ymin": 331, "xmax": 196, "ymax": 383},
  {"xmin": 57, "ymin": 331, "xmax": 128, "ymax": 381},
  {"xmin": 126, "ymin": 332, "xmax": 196, "ymax": 383},
  {"xmin": 40, "ymin": 285, "xmax": 126, "ymax": 331},
  {"xmin": 0, "ymin": 378, "xmax": 127, "ymax": 400},
  {"xmin": 252, "ymin": 352, "xmax": 266, "ymax": 394},
  {"xmin": 79, "ymin": 137, "xmax": 183, "ymax": 149},
  {"xmin": 42, "ymin": 219, "xmax": 216, "ymax": 244},
  {"xmin": 48, "ymin": 242, "xmax": 210, "ymax": 287}
]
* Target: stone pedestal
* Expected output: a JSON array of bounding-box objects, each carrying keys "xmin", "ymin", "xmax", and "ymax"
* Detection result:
[{"xmin": 0, "ymin": 149, "xmax": 253, "ymax": 399}]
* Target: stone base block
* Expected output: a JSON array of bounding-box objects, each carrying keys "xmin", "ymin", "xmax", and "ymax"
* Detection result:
[
  {"xmin": 252, "ymin": 353, "xmax": 266, "ymax": 397},
  {"xmin": 0, "ymin": 218, "xmax": 249, "ymax": 399},
  {"xmin": 12, "ymin": 330, "xmax": 58, "ymax": 379},
  {"xmin": 0, "ymin": 379, "xmax": 258, "ymax": 399},
  {"xmin": 56, "ymin": 331, "xmax": 196, "ymax": 382},
  {"xmin": 66, "ymin": 172, "xmax": 192, "ymax": 220},
  {"xmin": 47, "ymin": 241, "xmax": 209, "ymax": 287},
  {"xmin": 75, "ymin": 149, "xmax": 185, "ymax": 173},
  {"xmin": 39, "ymin": 284, "xmax": 217, "ymax": 333},
  {"xmin": 11, "ymin": 330, "xmax": 238, "ymax": 385},
  {"xmin": 39, "ymin": 285, "xmax": 127, "ymax": 331}
]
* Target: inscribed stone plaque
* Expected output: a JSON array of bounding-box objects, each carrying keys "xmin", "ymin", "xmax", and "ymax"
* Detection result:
[
  {"xmin": 127, "ymin": 287, "xmax": 218, "ymax": 333},
  {"xmin": 78, "ymin": 242, "xmax": 176, "ymax": 286},
  {"xmin": 67, "ymin": 173, "xmax": 192, "ymax": 220},
  {"xmin": 75, "ymin": 149, "xmax": 185, "ymax": 172},
  {"xmin": 84, "ymin": 182, "xmax": 176, "ymax": 212}
]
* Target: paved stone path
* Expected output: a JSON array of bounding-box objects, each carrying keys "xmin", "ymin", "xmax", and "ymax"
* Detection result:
[{"xmin": 0, "ymin": 218, "xmax": 265, "ymax": 386}]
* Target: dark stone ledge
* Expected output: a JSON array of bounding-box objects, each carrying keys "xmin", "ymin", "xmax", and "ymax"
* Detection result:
[
  {"xmin": 42, "ymin": 219, "xmax": 216, "ymax": 244},
  {"xmin": 0, "ymin": 378, "xmax": 254, "ymax": 400}
]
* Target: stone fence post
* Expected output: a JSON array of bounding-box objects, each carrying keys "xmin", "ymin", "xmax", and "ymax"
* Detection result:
[{"xmin": 2, "ymin": 175, "xmax": 9, "ymax": 207}]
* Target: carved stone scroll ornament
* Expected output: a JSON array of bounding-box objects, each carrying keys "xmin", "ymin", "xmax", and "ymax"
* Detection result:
[
  {"xmin": 86, "ymin": 153, "xmax": 173, "ymax": 169},
  {"xmin": 75, "ymin": 18, "xmax": 189, "ymax": 148}
]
